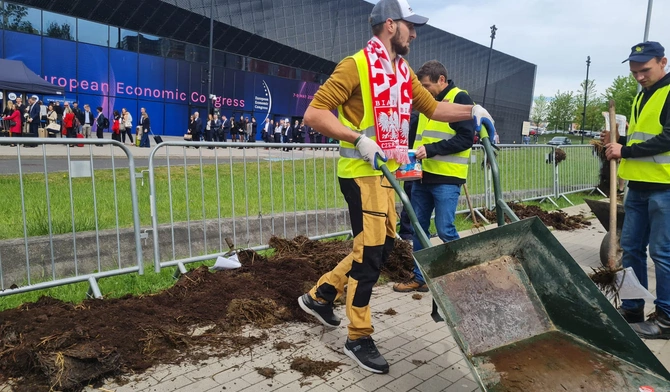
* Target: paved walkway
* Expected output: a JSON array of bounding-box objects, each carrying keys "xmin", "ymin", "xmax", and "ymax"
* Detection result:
[{"xmin": 74, "ymin": 203, "xmax": 669, "ymax": 392}]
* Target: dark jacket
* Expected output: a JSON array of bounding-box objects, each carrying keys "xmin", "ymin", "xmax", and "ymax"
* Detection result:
[
  {"xmin": 82, "ymin": 109, "xmax": 95, "ymax": 125},
  {"xmin": 96, "ymin": 112, "xmax": 106, "ymax": 130},
  {"xmin": 73, "ymin": 107, "xmax": 85, "ymax": 124},
  {"xmin": 618, "ymin": 72, "xmax": 670, "ymax": 190},
  {"xmin": 193, "ymin": 116, "xmax": 202, "ymax": 133},
  {"xmin": 141, "ymin": 115, "xmax": 151, "ymax": 132},
  {"xmin": 409, "ymin": 80, "xmax": 475, "ymax": 185}
]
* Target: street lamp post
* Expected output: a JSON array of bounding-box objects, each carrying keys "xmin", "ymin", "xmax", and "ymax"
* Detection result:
[
  {"xmin": 637, "ymin": 0, "xmax": 654, "ymax": 94},
  {"xmin": 482, "ymin": 25, "xmax": 497, "ymax": 107},
  {"xmin": 206, "ymin": 0, "xmax": 215, "ymax": 117},
  {"xmin": 581, "ymin": 56, "xmax": 591, "ymax": 145}
]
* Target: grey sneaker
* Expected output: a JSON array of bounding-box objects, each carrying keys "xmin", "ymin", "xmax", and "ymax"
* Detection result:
[
  {"xmin": 344, "ymin": 336, "xmax": 389, "ymax": 374},
  {"xmin": 631, "ymin": 307, "xmax": 670, "ymax": 340},
  {"xmin": 298, "ymin": 293, "xmax": 341, "ymax": 328}
]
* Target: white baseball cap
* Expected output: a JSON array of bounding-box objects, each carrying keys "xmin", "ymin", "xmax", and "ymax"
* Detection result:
[{"xmin": 369, "ymin": 0, "xmax": 428, "ymax": 26}]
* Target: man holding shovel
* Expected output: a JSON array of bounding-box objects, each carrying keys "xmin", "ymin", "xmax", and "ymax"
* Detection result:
[
  {"xmin": 297, "ymin": 0, "xmax": 494, "ymax": 374},
  {"xmin": 604, "ymin": 41, "xmax": 670, "ymax": 339},
  {"xmin": 393, "ymin": 60, "xmax": 475, "ymax": 293}
]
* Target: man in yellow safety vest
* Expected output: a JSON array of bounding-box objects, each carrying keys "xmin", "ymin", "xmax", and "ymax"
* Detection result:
[
  {"xmin": 604, "ymin": 41, "xmax": 670, "ymax": 339},
  {"xmin": 393, "ymin": 60, "xmax": 475, "ymax": 293}
]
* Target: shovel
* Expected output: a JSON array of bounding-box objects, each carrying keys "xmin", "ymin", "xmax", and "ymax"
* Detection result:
[
  {"xmin": 463, "ymin": 184, "xmax": 485, "ymax": 233},
  {"xmin": 589, "ymin": 100, "xmax": 652, "ymax": 304}
]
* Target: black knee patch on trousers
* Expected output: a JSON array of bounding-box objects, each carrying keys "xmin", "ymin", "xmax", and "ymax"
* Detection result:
[
  {"xmin": 315, "ymin": 282, "xmax": 338, "ymax": 303},
  {"xmin": 350, "ymin": 244, "xmax": 384, "ymax": 308}
]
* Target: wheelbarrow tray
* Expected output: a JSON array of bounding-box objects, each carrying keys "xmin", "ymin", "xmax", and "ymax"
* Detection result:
[
  {"xmin": 414, "ymin": 217, "xmax": 670, "ymax": 391},
  {"xmin": 585, "ymin": 198, "xmax": 624, "ymax": 232}
]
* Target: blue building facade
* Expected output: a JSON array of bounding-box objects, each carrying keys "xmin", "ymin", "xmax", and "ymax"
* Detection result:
[{"xmin": 0, "ymin": 0, "xmax": 535, "ymax": 141}]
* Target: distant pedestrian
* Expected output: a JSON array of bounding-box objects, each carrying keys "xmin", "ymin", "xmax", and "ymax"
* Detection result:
[{"xmin": 139, "ymin": 107, "xmax": 151, "ymax": 148}]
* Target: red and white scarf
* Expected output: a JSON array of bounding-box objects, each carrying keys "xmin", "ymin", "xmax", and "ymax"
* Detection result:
[{"xmin": 363, "ymin": 36, "xmax": 412, "ymax": 164}]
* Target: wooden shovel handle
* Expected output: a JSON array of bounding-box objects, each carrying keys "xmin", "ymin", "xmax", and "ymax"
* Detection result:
[{"xmin": 608, "ymin": 100, "xmax": 618, "ymax": 270}]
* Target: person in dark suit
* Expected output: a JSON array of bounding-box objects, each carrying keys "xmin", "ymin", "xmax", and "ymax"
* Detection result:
[
  {"xmin": 221, "ymin": 115, "xmax": 231, "ymax": 142},
  {"xmin": 72, "ymin": 101, "xmax": 84, "ymax": 135},
  {"xmin": 193, "ymin": 111, "xmax": 202, "ymax": 142},
  {"xmin": 26, "ymin": 96, "xmax": 40, "ymax": 146},
  {"xmin": 95, "ymin": 106, "xmax": 106, "ymax": 146}
]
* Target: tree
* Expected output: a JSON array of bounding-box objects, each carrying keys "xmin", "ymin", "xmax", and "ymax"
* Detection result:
[
  {"xmin": 547, "ymin": 90, "xmax": 576, "ymax": 131},
  {"xmin": 574, "ymin": 79, "xmax": 605, "ymax": 132},
  {"xmin": 603, "ymin": 74, "xmax": 638, "ymax": 120},
  {"xmin": 0, "ymin": 4, "xmax": 37, "ymax": 34},
  {"xmin": 530, "ymin": 95, "xmax": 549, "ymax": 127},
  {"xmin": 45, "ymin": 21, "xmax": 73, "ymax": 40}
]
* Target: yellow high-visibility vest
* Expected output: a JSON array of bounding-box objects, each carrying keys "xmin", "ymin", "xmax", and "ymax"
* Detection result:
[
  {"xmin": 413, "ymin": 87, "xmax": 471, "ymax": 179},
  {"xmin": 337, "ymin": 50, "xmax": 402, "ymax": 178},
  {"xmin": 618, "ymin": 85, "xmax": 670, "ymax": 183}
]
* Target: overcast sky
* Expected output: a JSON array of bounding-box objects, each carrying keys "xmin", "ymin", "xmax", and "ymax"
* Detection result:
[{"xmin": 370, "ymin": 0, "xmax": 669, "ymax": 98}]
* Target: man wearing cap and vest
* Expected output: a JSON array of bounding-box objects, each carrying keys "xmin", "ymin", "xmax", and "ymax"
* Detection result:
[
  {"xmin": 604, "ymin": 41, "xmax": 670, "ymax": 339},
  {"xmin": 297, "ymin": 0, "xmax": 494, "ymax": 374},
  {"xmin": 393, "ymin": 60, "xmax": 475, "ymax": 293}
]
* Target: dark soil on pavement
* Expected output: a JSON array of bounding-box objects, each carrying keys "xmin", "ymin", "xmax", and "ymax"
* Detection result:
[
  {"xmin": 0, "ymin": 236, "xmax": 415, "ymax": 392},
  {"xmin": 483, "ymin": 202, "xmax": 591, "ymax": 230}
]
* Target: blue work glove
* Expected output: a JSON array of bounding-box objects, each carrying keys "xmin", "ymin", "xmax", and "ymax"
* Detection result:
[
  {"xmin": 472, "ymin": 105, "xmax": 495, "ymax": 141},
  {"xmin": 355, "ymin": 135, "xmax": 387, "ymax": 170}
]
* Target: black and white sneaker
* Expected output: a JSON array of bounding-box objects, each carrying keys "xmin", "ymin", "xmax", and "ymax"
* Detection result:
[
  {"xmin": 344, "ymin": 336, "xmax": 389, "ymax": 374},
  {"xmin": 298, "ymin": 293, "xmax": 341, "ymax": 328}
]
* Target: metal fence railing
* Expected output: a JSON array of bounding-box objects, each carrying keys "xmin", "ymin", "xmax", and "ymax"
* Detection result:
[
  {"xmin": 555, "ymin": 145, "xmax": 604, "ymax": 203},
  {"xmin": 0, "ymin": 139, "xmax": 604, "ymax": 295},
  {"xmin": 0, "ymin": 138, "xmax": 143, "ymax": 298},
  {"xmin": 148, "ymin": 141, "xmax": 350, "ymax": 273}
]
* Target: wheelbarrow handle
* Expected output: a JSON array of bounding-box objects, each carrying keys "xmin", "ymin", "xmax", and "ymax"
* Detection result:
[{"xmin": 379, "ymin": 164, "xmax": 432, "ymax": 249}]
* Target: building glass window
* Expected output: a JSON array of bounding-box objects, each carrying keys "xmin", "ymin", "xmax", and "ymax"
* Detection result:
[
  {"xmin": 249, "ymin": 59, "xmax": 269, "ymax": 75},
  {"xmin": 301, "ymin": 70, "xmax": 316, "ymax": 82},
  {"xmin": 42, "ymin": 11, "xmax": 74, "ymax": 40},
  {"xmin": 118, "ymin": 29, "xmax": 139, "ymax": 51},
  {"xmin": 77, "ymin": 19, "xmax": 108, "ymax": 46},
  {"xmin": 166, "ymin": 40, "xmax": 186, "ymax": 60},
  {"xmin": 109, "ymin": 26, "xmax": 119, "ymax": 48},
  {"xmin": 185, "ymin": 44, "xmax": 208, "ymax": 63},
  {"xmin": 214, "ymin": 50, "xmax": 226, "ymax": 67},
  {"xmin": 277, "ymin": 65, "xmax": 296, "ymax": 79},
  {"xmin": 225, "ymin": 53, "xmax": 242, "ymax": 70},
  {"xmin": 2, "ymin": 3, "xmax": 41, "ymax": 34},
  {"xmin": 139, "ymin": 33, "xmax": 162, "ymax": 56}
]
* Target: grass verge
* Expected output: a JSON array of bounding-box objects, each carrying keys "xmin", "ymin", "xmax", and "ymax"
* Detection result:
[{"xmin": 0, "ymin": 191, "xmax": 602, "ymax": 312}]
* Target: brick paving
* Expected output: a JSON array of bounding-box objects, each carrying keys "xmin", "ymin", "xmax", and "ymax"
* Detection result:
[{"xmin": 62, "ymin": 204, "xmax": 670, "ymax": 391}]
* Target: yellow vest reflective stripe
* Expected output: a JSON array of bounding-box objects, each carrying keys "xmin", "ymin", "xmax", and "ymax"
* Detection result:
[
  {"xmin": 413, "ymin": 87, "xmax": 471, "ymax": 179},
  {"xmin": 618, "ymin": 85, "xmax": 670, "ymax": 183},
  {"xmin": 337, "ymin": 50, "xmax": 401, "ymax": 178}
]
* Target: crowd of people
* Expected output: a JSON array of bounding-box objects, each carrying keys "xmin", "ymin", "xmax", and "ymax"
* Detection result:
[
  {"xmin": 0, "ymin": 98, "xmax": 157, "ymax": 148},
  {"xmin": 182, "ymin": 111, "xmax": 338, "ymax": 149}
]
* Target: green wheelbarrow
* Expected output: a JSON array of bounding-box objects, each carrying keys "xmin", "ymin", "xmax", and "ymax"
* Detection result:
[{"xmin": 380, "ymin": 124, "xmax": 670, "ymax": 391}]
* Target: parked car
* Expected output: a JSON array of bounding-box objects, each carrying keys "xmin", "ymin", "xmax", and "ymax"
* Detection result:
[{"xmin": 547, "ymin": 137, "xmax": 572, "ymax": 146}]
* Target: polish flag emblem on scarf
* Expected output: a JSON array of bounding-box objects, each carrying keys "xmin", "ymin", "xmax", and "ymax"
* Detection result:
[{"xmin": 364, "ymin": 36, "xmax": 412, "ymax": 164}]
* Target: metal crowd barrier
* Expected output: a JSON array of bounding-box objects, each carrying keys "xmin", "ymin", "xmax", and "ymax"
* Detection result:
[
  {"xmin": 555, "ymin": 144, "xmax": 605, "ymax": 203},
  {"xmin": 0, "ymin": 138, "xmax": 143, "ymax": 298},
  {"xmin": 0, "ymin": 138, "xmax": 603, "ymax": 295},
  {"xmin": 148, "ymin": 141, "xmax": 350, "ymax": 273}
]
